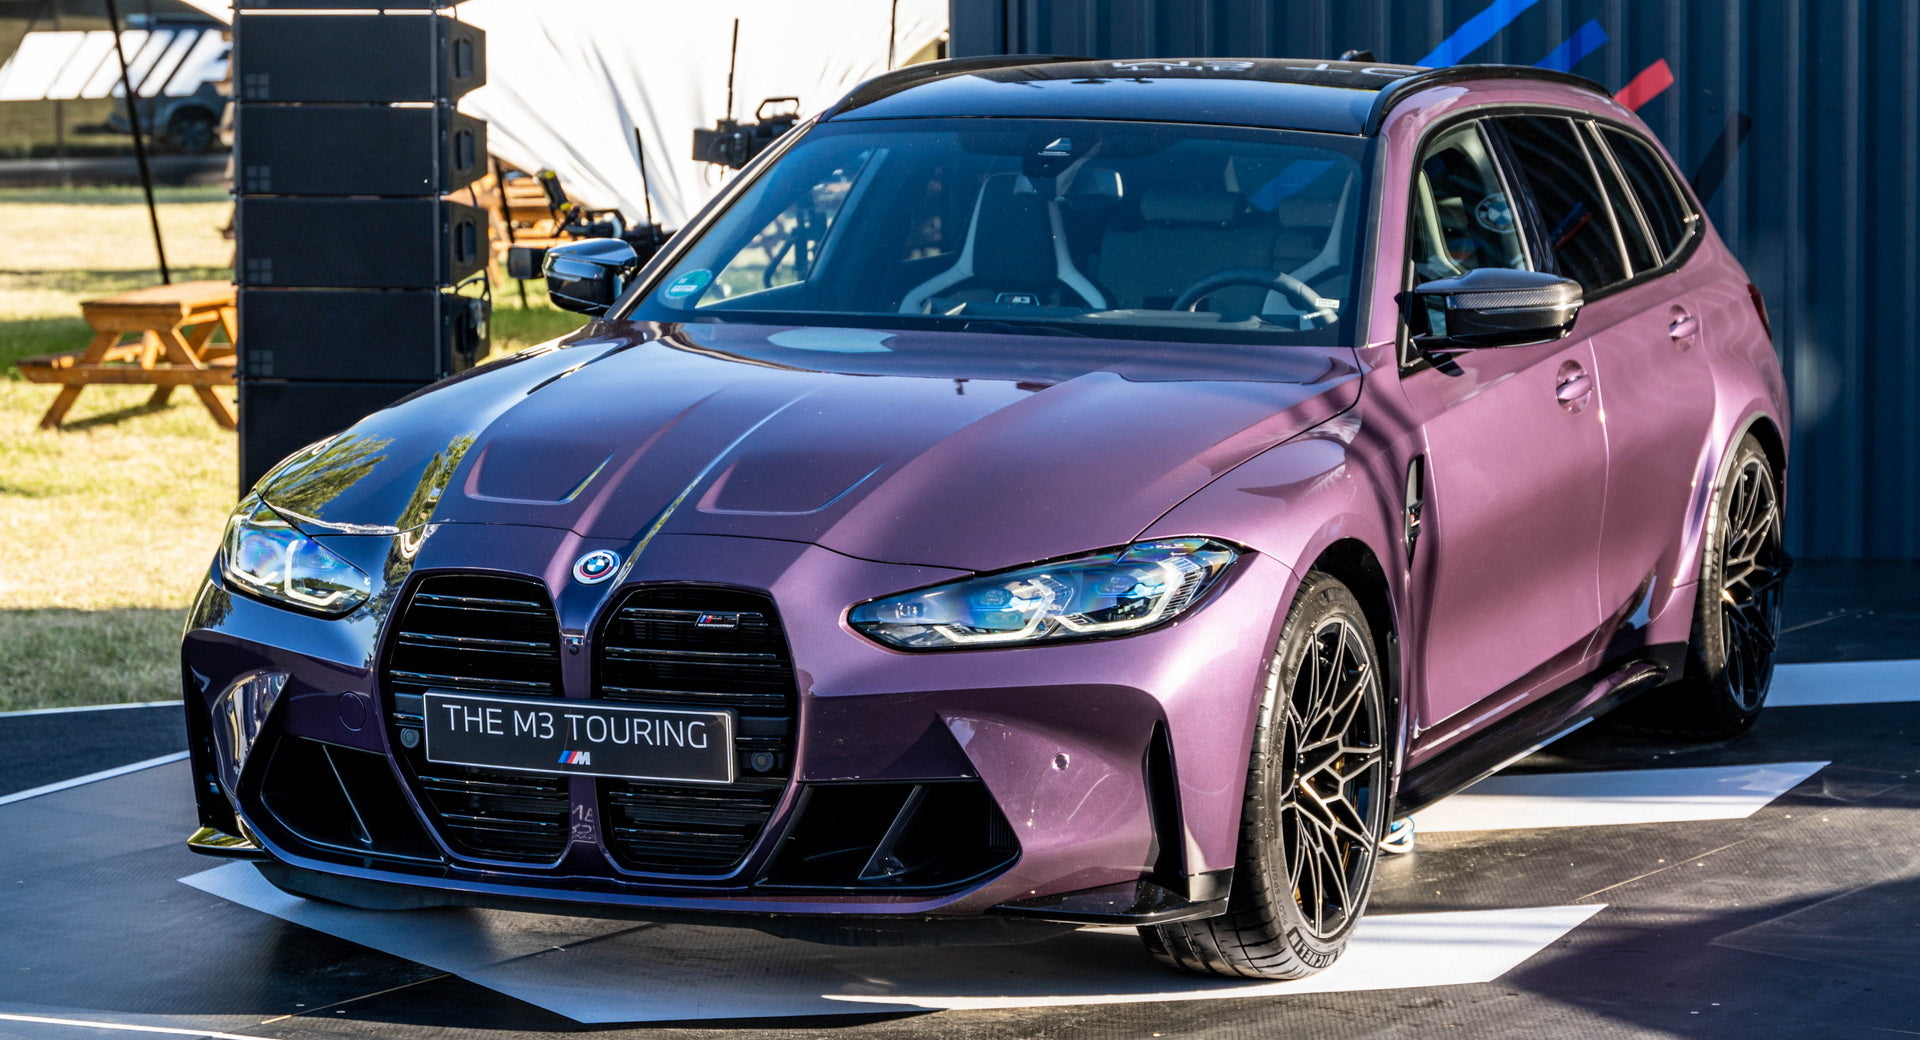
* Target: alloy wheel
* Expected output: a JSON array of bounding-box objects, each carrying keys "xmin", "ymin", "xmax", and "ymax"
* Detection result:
[
  {"xmin": 1280, "ymin": 616, "xmax": 1386, "ymax": 941},
  {"xmin": 1718, "ymin": 455, "xmax": 1785, "ymax": 711}
]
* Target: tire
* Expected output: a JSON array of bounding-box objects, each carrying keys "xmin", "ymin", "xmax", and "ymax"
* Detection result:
[
  {"xmin": 1613, "ymin": 435, "xmax": 1786, "ymax": 738},
  {"xmin": 1140, "ymin": 572, "xmax": 1389, "ymax": 979},
  {"xmin": 166, "ymin": 108, "xmax": 218, "ymax": 155}
]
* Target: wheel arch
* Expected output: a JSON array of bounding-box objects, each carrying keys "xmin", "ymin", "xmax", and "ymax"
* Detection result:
[
  {"xmin": 1740, "ymin": 411, "xmax": 1788, "ymax": 492},
  {"xmin": 1139, "ymin": 421, "xmax": 1409, "ymax": 830},
  {"xmin": 1670, "ymin": 405, "xmax": 1789, "ymax": 612},
  {"xmin": 1305, "ymin": 537, "xmax": 1401, "ymax": 750}
]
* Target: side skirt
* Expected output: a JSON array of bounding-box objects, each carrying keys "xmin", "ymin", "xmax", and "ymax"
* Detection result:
[{"xmin": 1393, "ymin": 642, "xmax": 1685, "ymax": 816}]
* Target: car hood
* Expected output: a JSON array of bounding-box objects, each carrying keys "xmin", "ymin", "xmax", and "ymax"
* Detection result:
[{"xmin": 258, "ymin": 322, "xmax": 1361, "ymax": 572}]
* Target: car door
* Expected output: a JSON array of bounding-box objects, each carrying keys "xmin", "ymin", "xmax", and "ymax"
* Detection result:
[
  {"xmin": 1576, "ymin": 123, "xmax": 1719, "ymax": 630},
  {"xmin": 1389, "ymin": 118, "xmax": 1611, "ymax": 734}
]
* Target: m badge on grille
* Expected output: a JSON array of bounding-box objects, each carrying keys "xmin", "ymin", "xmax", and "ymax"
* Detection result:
[{"xmin": 695, "ymin": 612, "xmax": 741, "ymax": 628}]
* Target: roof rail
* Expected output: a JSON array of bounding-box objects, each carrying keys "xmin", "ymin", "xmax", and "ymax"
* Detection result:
[
  {"xmin": 1364, "ymin": 65, "xmax": 1611, "ymax": 134},
  {"xmin": 821, "ymin": 55, "xmax": 1090, "ymax": 121}
]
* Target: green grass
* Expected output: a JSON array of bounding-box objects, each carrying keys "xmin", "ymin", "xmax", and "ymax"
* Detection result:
[
  {"xmin": 0, "ymin": 186, "xmax": 588, "ymax": 710},
  {"xmin": 0, "ymin": 609, "xmax": 184, "ymax": 712}
]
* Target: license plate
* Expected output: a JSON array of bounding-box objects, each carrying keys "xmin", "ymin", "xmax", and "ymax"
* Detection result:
[{"xmin": 422, "ymin": 692, "xmax": 734, "ymax": 784}]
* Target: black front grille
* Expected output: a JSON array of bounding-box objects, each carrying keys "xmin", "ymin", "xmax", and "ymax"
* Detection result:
[
  {"xmin": 383, "ymin": 574, "xmax": 571, "ymax": 863},
  {"xmin": 595, "ymin": 586, "xmax": 797, "ymax": 874}
]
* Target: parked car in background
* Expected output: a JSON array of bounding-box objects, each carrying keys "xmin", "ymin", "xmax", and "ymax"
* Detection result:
[
  {"xmin": 182, "ymin": 56, "xmax": 1787, "ymax": 979},
  {"xmin": 104, "ymin": 78, "xmax": 228, "ymax": 153}
]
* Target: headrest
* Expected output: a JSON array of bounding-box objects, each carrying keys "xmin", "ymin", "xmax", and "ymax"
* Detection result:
[
  {"xmin": 971, "ymin": 173, "xmax": 1057, "ymax": 284},
  {"xmin": 1139, "ymin": 189, "xmax": 1239, "ymax": 225}
]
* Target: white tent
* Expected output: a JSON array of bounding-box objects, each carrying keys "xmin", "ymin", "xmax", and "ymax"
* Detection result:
[{"xmin": 180, "ymin": 0, "xmax": 948, "ymax": 227}]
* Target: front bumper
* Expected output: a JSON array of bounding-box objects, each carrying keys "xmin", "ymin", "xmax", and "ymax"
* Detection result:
[{"xmin": 181, "ymin": 526, "xmax": 1291, "ymax": 925}]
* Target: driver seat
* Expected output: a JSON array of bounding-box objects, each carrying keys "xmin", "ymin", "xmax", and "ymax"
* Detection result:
[{"xmin": 899, "ymin": 173, "xmax": 1106, "ymax": 313}]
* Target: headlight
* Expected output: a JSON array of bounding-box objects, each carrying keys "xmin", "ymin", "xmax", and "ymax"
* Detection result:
[
  {"xmin": 849, "ymin": 538, "xmax": 1240, "ymax": 650},
  {"xmin": 220, "ymin": 498, "xmax": 373, "ymax": 614}
]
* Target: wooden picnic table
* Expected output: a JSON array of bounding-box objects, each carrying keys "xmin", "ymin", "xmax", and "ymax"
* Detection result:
[{"xmin": 18, "ymin": 279, "xmax": 238, "ymax": 430}]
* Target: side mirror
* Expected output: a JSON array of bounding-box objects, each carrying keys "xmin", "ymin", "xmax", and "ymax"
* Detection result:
[
  {"xmin": 543, "ymin": 238, "xmax": 640, "ymax": 316},
  {"xmin": 1407, "ymin": 268, "xmax": 1583, "ymax": 349}
]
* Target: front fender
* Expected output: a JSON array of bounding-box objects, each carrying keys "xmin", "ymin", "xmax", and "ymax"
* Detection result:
[{"xmin": 1137, "ymin": 405, "xmax": 1408, "ymax": 802}]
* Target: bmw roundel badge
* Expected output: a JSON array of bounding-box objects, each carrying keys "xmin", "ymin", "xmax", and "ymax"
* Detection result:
[{"xmin": 572, "ymin": 550, "xmax": 620, "ymax": 584}]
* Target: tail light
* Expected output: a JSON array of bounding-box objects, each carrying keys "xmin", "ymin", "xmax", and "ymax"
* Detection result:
[{"xmin": 1747, "ymin": 282, "xmax": 1773, "ymax": 341}]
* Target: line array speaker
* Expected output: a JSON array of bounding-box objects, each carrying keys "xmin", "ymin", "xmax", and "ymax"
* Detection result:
[
  {"xmin": 236, "ymin": 106, "xmax": 487, "ymax": 196},
  {"xmin": 234, "ymin": 13, "xmax": 485, "ymax": 104},
  {"xmin": 234, "ymin": 2, "xmax": 488, "ymax": 492},
  {"xmin": 239, "ymin": 289, "xmax": 488, "ymax": 382},
  {"xmin": 237, "ymin": 198, "xmax": 487, "ymax": 289},
  {"xmin": 240, "ymin": 381, "xmax": 443, "ymax": 492}
]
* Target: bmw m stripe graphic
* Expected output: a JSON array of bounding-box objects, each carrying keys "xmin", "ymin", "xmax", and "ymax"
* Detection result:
[
  {"xmin": 1416, "ymin": 3, "xmax": 1747, "ymax": 201},
  {"xmin": 1616, "ymin": 58, "xmax": 1676, "ymax": 110},
  {"xmin": 558, "ymin": 750, "xmax": 592, "ymax": 766},
  {"xmin": 1534, "ymin": 19, "xmax": 1607, "ymax": 73},
  {"xmin": 1417, "ymin": 0, "xmax": 1541, "ymax": 67}
]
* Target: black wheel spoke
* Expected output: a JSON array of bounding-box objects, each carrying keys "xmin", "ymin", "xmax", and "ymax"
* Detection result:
[
  {"xmin": 1282, "ymin": 801, "xmax": 1309, "ymax": 892},
  {"xmin": 1313, "ymin": 816, "xmax": 1351, "ymax": 919}
]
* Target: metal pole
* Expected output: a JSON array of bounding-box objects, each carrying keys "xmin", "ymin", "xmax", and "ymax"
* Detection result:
[
  {"xmin": 633, "ymin": 126, "xmax": 656, "ymax": 229},
  {"xmin": 725, "ymin": 19, "xmax": 739, "ymax": 119},
  {"xmin": 102, "ymin": 0, "xmax": 171, "ymax": 284}
]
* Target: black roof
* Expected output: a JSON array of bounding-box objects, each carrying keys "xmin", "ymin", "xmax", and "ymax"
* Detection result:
[{"xmin": 823, "ymin": 57, "xmax": 1609, "ymax": 136}]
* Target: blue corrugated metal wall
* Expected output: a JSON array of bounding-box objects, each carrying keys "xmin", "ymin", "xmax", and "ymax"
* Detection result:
[{"xmin": 952, "ymin": 0, "xmax": 1920, "ymax": 561}]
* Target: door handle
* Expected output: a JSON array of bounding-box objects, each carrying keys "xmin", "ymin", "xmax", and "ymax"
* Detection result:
[
  {"xmin": 1668, "ymin": 305, "xmax": 1699, "ymax": 347},
  {"xmin": 1555, "ymin": 359, "xmax": 1592, "ymax": 413}
]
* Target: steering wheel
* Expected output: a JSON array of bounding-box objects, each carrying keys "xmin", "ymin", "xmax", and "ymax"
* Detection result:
[{"xmin": 1171, "ymin": 267, "xmax": 1324, "ymax": 314}]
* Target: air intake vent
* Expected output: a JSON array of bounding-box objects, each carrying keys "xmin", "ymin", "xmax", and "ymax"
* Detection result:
[
  {"xmin": 383, "ymin": 574, "xmax": 570, "ymax": 863},
  {"xmin": 595, "ymin": 586, "xmax": 796, "ymax": 874},
  {"xmin": 762, "ymin": 781, "xmax": 1019, "ymax": 891}
]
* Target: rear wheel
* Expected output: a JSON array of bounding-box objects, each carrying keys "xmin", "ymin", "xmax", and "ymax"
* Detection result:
[
  {"xmin": 1140, "ymin": 572, "xmax": 1388, "ymax": 978},
  {"xmin": 1615, "ymin": 435, "xmax": 1785, "ymax": 738}
]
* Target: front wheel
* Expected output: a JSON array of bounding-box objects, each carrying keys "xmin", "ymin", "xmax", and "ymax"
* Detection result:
[{"xmin": 1140, "ymin": 572, "xmax": 1389, "ymax": 978}]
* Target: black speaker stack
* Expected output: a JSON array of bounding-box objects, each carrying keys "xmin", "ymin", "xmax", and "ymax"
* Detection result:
[{"xmin": 233, "ymin": 0, "xmax": 490, "ymax": 490}]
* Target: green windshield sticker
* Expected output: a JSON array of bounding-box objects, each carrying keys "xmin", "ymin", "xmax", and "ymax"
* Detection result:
[{"xmin": 664, "ymin": 269, "xmax": 712, "ymax": 299}]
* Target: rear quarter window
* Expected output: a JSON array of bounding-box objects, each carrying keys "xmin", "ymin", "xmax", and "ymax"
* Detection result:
[{"xmin": 1599, "ymin": 127, "xmax": 1700, "ymax": 264}]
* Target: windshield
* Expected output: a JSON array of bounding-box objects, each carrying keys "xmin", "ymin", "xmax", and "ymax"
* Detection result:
[{"xmin": 628, "ymin": 118, "xmax": 1372, "ymax": 346}]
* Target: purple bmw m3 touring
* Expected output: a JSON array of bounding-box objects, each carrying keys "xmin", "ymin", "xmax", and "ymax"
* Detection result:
[{"xmin": 185, "ymin": 58, "xmax": 1789, "ymax": 978}]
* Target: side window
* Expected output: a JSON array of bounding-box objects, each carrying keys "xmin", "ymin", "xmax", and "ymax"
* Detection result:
[
  {"xmin": 1410, "ymin": 122, "xmax": 1530, "ymax": 283},
  {"xmin": 1600, "ymin": 127, "xmax": 1699, "ymax": 263},
  {"xmin": 1497, "ymin": 115, "xmax": 1627, "ymax": 292},
  {"xmin": 1584, "ymin": 124, "xmax": 1661, "ymax": 275},
  {"xmin": 707, "ymin": 148, "xmax": 875, "ymax": 302}
]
